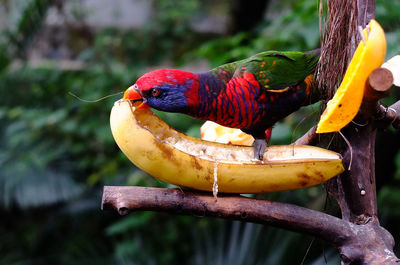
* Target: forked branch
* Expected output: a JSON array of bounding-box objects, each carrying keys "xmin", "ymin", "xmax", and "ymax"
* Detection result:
[{"xmin": 101, "ymin": 186, "xmax": 398, "ymax": 264}]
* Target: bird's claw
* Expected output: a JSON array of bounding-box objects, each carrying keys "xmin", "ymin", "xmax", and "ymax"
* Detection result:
[{"xmin": 253, "ymin": 139, "xmax": 267, "ymax": 160}]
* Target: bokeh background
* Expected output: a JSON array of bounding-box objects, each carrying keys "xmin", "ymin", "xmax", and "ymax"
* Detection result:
[{"xmin": 0, "ymin": 0, "xmax": 399, "ymax": 264}]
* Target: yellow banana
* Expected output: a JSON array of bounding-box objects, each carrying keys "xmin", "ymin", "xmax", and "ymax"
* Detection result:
[
  {"xmin": 110, "ymin": 101, "xmax": 344, "ymax": 194},
  {"xmin": 317, "ymin": 19, "xmax": 386, "ymax": 133}
]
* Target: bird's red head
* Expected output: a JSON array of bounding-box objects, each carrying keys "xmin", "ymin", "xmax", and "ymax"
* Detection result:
[{"xmin": 123, "ymin": 69, "xmax": 199, "ymax": 112}]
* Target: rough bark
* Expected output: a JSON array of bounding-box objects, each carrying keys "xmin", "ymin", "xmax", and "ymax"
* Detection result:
[
  {"xmin": 323, "ymin": 65, "xmax": 399, "ymax": 264},
  {"xmin": 102, "ymin": 186, "xmax": 352, "ymax": 246},
  {"xmin": 99, "ymin": 185, "xmax": 397, "ymax": 264}
]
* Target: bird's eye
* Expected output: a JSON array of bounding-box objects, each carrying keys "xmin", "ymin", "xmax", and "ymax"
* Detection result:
[{"xmin": 152, "ymin": 88, "xmax": 160, "ymax": 97}]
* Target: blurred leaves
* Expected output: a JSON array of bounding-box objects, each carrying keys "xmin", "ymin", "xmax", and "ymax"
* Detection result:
[
  {"xmin": 191, "ymin": 219, "xmax": 339, "ymax": 265},
  {"xmin": 0, "ymin": 66, "xmax": 133, "ymax": 209},
  {"xmin": 0, "ymin": 0, "xmax": 50, "ymax": 68},
  {"xmin": 195, "ymin": 0, "xmax": 320, "ymax": 67},
  {"xmin": 376, "ymin": 0, "xmax": 400, "ymax": 58}
]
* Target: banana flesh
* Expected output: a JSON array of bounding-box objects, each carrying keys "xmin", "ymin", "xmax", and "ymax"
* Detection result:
[{"xmin": 110, "ymin": 101, "xmax": 344, "ymax": 193}]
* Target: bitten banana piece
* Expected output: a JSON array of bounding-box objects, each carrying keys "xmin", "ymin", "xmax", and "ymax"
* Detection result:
[{"xmin": 110, "ymin": 101, "xmax": 344, "ymax": 194}]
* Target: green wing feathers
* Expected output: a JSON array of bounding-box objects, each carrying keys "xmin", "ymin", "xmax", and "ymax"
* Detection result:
[{"xmin": 237, "ymin": 50, "xmax": 320, "ymax": 92}]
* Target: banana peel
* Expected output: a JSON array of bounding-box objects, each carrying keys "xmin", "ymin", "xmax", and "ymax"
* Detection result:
[
  {"xmin": 110, "ymin": 101, "xmax": 344, "ymax": 194},
  {"xmin": 317, "ymin": 19, "xmax": 386, "ymax": 133}
]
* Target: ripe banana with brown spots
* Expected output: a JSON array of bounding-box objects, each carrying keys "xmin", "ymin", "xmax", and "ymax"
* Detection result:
[{"xmin": 110, "ymin": 101, "xmax": 344, "ymax": 193}]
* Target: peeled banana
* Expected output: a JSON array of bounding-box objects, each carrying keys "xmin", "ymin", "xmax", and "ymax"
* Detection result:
[{"xmin": 110, "ymin": 101, "xmax": 344, "ymax": 193}]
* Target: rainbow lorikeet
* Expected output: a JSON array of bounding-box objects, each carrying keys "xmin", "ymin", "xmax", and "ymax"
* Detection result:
[{"xmin": 124, "ymin": 49, "xmax": 320, "ymax": 159}]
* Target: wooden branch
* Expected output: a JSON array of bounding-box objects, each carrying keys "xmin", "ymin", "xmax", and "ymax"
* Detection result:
[
  {"xmin": 102, "ymin": 186, "xmax": 399, "ymax": 264},
  {"xmin": 340, "ymin": 123, "xmax": 378, "ymax": 221},
  {"xmin": 326, "ymin": 68, "xmax": 393, "ymax": 223},
  {"xmin": 102, "ymin": 186, "xmax": 353, "ymax": 246},
  {"xmin": 375, "ymin": 101, "xmax": 400, "ymax": 130},
  {"xmin": 356, "ymin": 68, "xmax": 400, "ymax": 130},
  {"xmin": 321, "ymin": 56, "xmax": 400, "ymax": 263},
  {"xmin": 367, "ymin": 68, "xmax": 393, "ymax": 93},
  {"xmin": 293, "ymin": 125, "xmax": 319, "ymax": 146},
  {"xmin": 357, "ymin": 0, "xmax": 376, "ymax": 27},
  {"xmin": 386, "ymin": 101, "xmax": 400, "ymax": 129},
  {"xmin": 357, "ymin": 68, "xmax": 393, "ymax": 121}
]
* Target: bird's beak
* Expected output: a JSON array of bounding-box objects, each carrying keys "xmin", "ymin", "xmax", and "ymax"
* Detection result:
[{"xmin": 123, "ymin": 84, "xmax": 149, "ymax": 109}]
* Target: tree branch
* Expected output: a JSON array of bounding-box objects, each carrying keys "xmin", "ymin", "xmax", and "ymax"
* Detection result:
[
  {"xmin": 102, "ymin": 186, "xmax": 399, "ymax": 264},
  {"xmin": 293, "ymin": 125, "xmax": 319, "ymax": 146},
  {"xmin": 375, "ymin": 101, "xmax": 400, "ymax": 130},
  {"xmin": 325, "ymin": 68, "xmax": 394, "ymax": 223},
  {"xmin": 357, "ymin": 0, "xmax": 376, "ymax": 27},
  {"xmin": 102, "ymin": 186, "xmax": 353, "ymax": 246}
]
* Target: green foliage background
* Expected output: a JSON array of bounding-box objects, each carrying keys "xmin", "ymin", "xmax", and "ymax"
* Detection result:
[{"xmin": 0, "ymin": 0, "xmax": 399, "ymax": 264}]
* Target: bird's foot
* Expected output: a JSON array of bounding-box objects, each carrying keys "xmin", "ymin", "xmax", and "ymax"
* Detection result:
[{"xmin": 253, "ymin": 139, "xmax": 267, "ymax": 160}]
